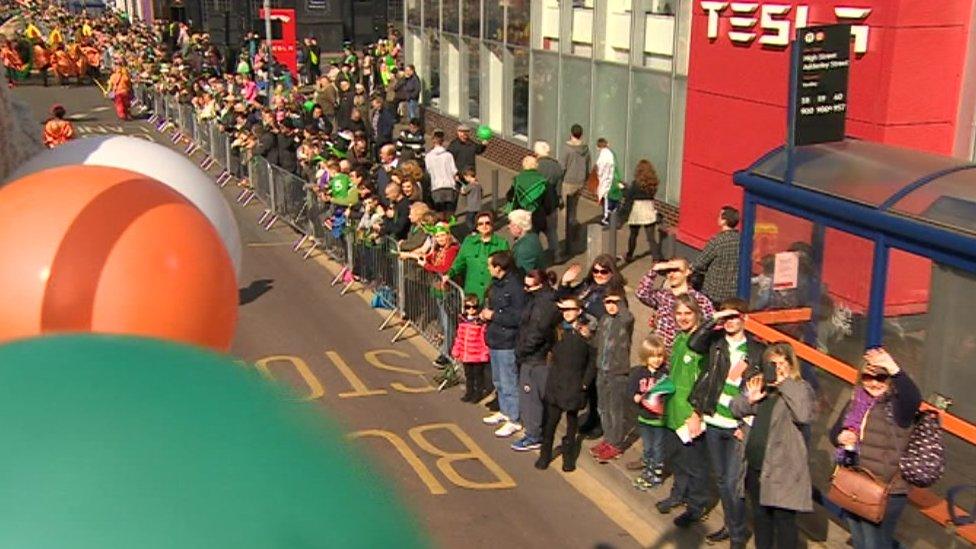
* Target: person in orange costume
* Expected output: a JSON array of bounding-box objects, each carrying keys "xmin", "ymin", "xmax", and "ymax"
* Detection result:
[
  {"xmin": 80, "ymin": 41, "xmax": 101, "ymax": 81},
  {"xmin": 0, "ymin": 39, "xmax": 25, "ymax": 89},
  {"xmin": 107, "ymin": 61, "xmax": 132, "ymax": 120},
  {"xmin": 32, "ymin": 39, "xmax": 51, "ymax": 87},
  {"xmin": 52, "ymin": 46, "xmax": 77, "ymax": 85},
  {"xmin": 43, "ymin": 104, "xmax": 75, "ymax": 148}
]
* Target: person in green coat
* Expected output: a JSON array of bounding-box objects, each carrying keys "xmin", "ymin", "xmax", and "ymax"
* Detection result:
[
  {"xmin": 508, "ymin": 209, "xmax": 546, "ymax": 273},
  {"xmin": 657, "ymin": 294, "xmax": 711, "ymax": 529},
  {"xmin": 506, "ymin": 156, "xmax": 555, "ymax": 234},
  {"xmin": 443, "ymin": 211, "xmax": 510, "ymax": 302}
]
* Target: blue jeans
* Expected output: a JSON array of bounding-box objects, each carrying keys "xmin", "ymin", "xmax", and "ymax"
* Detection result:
[
  {"xmin": 407, "ymin": 99, "xmax": 419, "ymax": 121},
  {"xmin": 437, "ymin": 300, "xmax": 452, "ymax": 357},
  {"xmin": 706, "ymin": 426, "xmax": 749, "ymax": 543},
  {"xmin": 490, "ymin": 349, "xmax": 519, "ymax": 423},
  {"xmin": 638, "ymin": 423, "xmax": 665, "ymax": 469},
  {"xmin": 846, "ymin": 494, "xmax": 908, "ymax": 549}
]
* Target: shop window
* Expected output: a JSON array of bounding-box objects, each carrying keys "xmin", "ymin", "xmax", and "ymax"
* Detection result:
[
  {"xmin": 425, "ymin": 30, "xmax": 441, "ymax": 108},
  {"xmin": 465, "ymin": 38, "xmax": 481, "ymax": 121},
  {"xmin": 406, "ymin": 0, "xmax": 421, "ymax": 27},
  {"xmin": 598, "ymin": 0, "xmax": 630, "ymax": 64},
  {"xmin": 625, "ymin": 68, "xmax": 670, "ymax": 188},
  {"xmin": 556, "ymin": 55, "xmax": 591, "ymax": 158},
  {"xmin": 511, "ymin": 46, "xmax": 529, "ymax": 139},
  {"xmin": 485, "ymin": 2, "xmax": 504, "ymax": 42},
  {"xmin": 534, "ymin": 0, "xmax": 560, "ymax": 52},
  {"xmin": 423, "ymin": 0, "xmax": 439, "ymax": 30},
  {"xmin": 506, "ymin": 0, "xmax": 530, "ymax": 47},
  {"xmin": 440, "ymin": 35, "xmax": 462, "ymax": 116},
  {"xmin": 442, "ymin": 0, "xmax": 459, "ymax": 33},
  {"xmin": 529, "ymin": 49, "xmax": 559, "ymax": 149},
  {"xmin": 569, "ymin": 0, "xmax": 594, "ymax": 57},
  {"xmin": 591, "ymin": 61, "xmax": 629, "ymax": 169},
  {"xmin": 462, "ymin": 0, "xmax": 480, "ymax": 38}
]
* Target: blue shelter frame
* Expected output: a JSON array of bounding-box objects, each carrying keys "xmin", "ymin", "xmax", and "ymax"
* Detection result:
[{"xmin": 734, "ymin": 139, "xmax": 976, "ymax": 349}]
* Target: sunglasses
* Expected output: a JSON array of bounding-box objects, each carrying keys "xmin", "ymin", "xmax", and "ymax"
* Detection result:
[
  {"xmin": 592, "ymin": 267, "xmax": 611, "ymax": 275},
  {"xmin": 558, "ymin": 307, "xmax": 580, "ymax": 311},
  {"xmin": 603, "ymin": 299, "xmax": 622, "ymax": 305},
  {"xmin": 862, "ymin": 372, "xmax": 890, "ymax": 382},
  {"xmin": 464, "ymin": 305, "xmax": 480, "ymax": 310},
  {"xmin": 477, "ymin": 221, "xmax": 492, "ymax": 226}
]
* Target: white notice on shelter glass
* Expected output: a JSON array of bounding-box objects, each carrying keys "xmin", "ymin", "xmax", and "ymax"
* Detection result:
[{"xmin": 773, "ymin": 251, "xmax": 800, "ymax": 290}]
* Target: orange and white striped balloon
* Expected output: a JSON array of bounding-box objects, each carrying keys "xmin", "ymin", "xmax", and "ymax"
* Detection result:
[{"xmin": 0, "ymin": 165, "xmax": 238, "ymax": 351}]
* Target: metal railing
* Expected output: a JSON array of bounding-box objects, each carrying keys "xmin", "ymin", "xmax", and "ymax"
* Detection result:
[{"xmin": 141, "ymin": 88, "xmax": 466, "ymax": 372}]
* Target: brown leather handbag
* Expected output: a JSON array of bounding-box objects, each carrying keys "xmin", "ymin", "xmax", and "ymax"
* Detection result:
[{"xmin": 828, "ymin": 466, "xmax": 891, "ymax": 523}]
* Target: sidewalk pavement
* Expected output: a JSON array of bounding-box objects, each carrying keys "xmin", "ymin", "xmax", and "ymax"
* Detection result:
[{"xmin": 470, "ymin": 153, "xmax": 850, "ymax": 549}]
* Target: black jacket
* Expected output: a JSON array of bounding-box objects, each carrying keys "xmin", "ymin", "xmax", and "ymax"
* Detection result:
[
  {"xmin": 546, "ymin": 322, "xmax": 596, "ymax": 411},
  {"xmin": 396, "ymin": 74, "xmax": 421, "ymax": 101},
  {"xmin": 274, "ymin": 131, "xmax": 299, "ymax": 173},
  {"xmin": 485, "ymin": 272, "xmax": 527, "ymax": 350},
  {"xmin": 688, "ymin": 319, "xmax": 765, "ymax": 418},
  {"xmin": 381, "ymin": 197, "xmax": 411, "ymax": 240},
  {"xmin": 447, "ymin": 138, "xmax": 486, "ymax": 175},
  {"xmin": 371, "ymin": 106, "xmax": 397, "ymax": 146},
  {"xmin": 516, "ymin": 287, "xmax": 560, "ymax": 364}
]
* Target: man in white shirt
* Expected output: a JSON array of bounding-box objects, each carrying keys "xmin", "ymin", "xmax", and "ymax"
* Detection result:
[{"xmin": 424, "ymin": 129, "xmax": 459, "ymax": 215}]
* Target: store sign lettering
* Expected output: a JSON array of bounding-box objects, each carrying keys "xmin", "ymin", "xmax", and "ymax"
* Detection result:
[{"xmin": 701, "ymin": 2, "xmax": 872, "ymax": 54}]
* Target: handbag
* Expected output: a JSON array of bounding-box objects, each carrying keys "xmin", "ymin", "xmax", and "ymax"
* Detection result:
[
  {"xmin": 828, "ymin": 465, "xmax": 891, "ymax": 523},
  {"xmin": 899, "ymin": 410, "xmax": 945, "ymax": 488}
]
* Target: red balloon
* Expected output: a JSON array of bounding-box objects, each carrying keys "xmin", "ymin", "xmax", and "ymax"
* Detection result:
[{"xmin": 0, "ymin": 165, "xmax": 238, "ymax": 351}]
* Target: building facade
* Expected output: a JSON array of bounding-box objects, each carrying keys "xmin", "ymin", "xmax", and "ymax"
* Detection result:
[{"xmin": 404, "ymin": 0, "xmax": 976, "ymax": 249}]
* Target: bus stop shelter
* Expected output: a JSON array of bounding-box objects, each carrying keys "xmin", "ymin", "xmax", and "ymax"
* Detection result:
[{"xmin": 734, "ymin": 139, "xmax": 976, "ymax": 544}]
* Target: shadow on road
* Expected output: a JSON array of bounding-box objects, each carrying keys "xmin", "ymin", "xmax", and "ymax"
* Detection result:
[{"xmin": 239, "ymin": 279, "xmax": 274, "ymax": 305}]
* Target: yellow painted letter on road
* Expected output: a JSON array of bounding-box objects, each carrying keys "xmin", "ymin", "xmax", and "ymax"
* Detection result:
[
  {"xmin": 408, "ymin": 423, "xmax": 517, "ymax": 491},
  {"xmin": 349, "ymin": 429, "xmax": 447, "ymax": 495},
  {"xmin": 325, "ymin": 351, "xmax": 388, "ymax": 398},
  {"xmin": 364, "ymin": 350, "xmax": 435, "ymax": 393},
  {"xmin": 254, "ymin": 355, "xmax": 324, "ymax": 401}
]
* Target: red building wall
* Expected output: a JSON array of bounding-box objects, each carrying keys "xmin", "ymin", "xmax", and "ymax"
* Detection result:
[{"xmin": 678, "ymin": 0, "xmax": 975, "ymax": 249}]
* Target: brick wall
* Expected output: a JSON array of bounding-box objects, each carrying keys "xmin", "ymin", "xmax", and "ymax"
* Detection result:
[{"xmin": 423, "ymin": 108, "xmax": 680, "ymax": 230}]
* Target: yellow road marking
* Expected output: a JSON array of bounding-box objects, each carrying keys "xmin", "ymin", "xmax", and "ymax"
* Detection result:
[
  {"xmin": 408, "ymin": 423, "xmax": 517, "ymax": 491},
  {"xmin": 254, "ymin": 355, "xmax": 325, "ymax": 401},
  {"xmin": 300, "ymin": 236, "xmax": 662, "ymax": 544},
  {"xmin": 365, "ymin": 349, "xmax": 435, "ymax": 393},
  {"xmin": 349, "ymin": 429, "xmax": 447, "ymax": 495},
  {"xmin": 325, "ymin": 351, "xmax": 388, "ymax": 398}
]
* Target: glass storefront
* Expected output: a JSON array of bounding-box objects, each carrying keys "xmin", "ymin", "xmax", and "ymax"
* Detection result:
[{"xmin": 405, "ymin": 0, "xmax": 691, "ymax": 204}]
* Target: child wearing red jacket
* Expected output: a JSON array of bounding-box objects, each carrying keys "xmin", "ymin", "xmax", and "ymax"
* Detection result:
[{"xmin": 452, "ymin": 294, "xmax": 491, "ymax": 403}]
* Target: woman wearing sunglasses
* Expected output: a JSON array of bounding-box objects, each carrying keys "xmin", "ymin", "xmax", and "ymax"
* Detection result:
[
  {"xmin": 828, "ymin": 348, "xmax": 921, "ymax": 548},
  {"xmin": 556, "ymin": 254, "xmax": 626, "ymax": 437}
]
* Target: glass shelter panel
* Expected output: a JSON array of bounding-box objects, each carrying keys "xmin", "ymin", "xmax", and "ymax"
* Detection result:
[
  {"xmin": 748, "ymin": 208, "xmax": 870, "ymax": 367},
  {"xmin": 750, "ymin": 141, "xmax": 969, "ymax": 208},
  {"xmin": 889, "ymin": 167, "xmax": 976, "ymax": 238},
  {"xmin": 512, "ymin": 47, "xmax": 530, "ymax": 139}
]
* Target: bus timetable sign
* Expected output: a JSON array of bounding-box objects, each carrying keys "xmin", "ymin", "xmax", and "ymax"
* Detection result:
[{"xmin": 789, "ymin": 24, "xmax": 851, "ymax": 147}]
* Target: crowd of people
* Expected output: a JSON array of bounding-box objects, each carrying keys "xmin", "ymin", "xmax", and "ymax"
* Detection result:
[{"xmin": 2, "ymin": 2, "xmax": 935, "ymax": 547}]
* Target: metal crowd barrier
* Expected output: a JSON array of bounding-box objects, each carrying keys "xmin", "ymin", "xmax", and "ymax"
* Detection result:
[{"xmin": 140, "ymin": 90, "xmax": 467, "ymax": 369}]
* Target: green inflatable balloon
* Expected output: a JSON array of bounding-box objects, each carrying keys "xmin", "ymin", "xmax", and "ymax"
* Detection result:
[
  {"xmin": 0, "ymin": 335, "xmax": 427, "ymax": 549},
  {"xmin": 475, "ymin": 124, "xmax": 493, "ymax": 141},
  {"xmin": 303, "ymin": 100, "xmax": 316, "ymax": 112}
]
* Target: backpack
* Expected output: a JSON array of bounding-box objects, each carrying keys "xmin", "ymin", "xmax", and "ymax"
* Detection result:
[{"xmin": 899, "ymin": 410, "xmax": 945, "ymax": 488}]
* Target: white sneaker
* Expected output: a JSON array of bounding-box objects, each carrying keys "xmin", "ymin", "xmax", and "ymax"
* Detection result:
[
  {"xmin": 482, "ymin": 412, "xmax": 508, "ymax": 425},
  {"xmin": 494, "ymin": 421, "xmax": 523, "ymax": 438}
]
